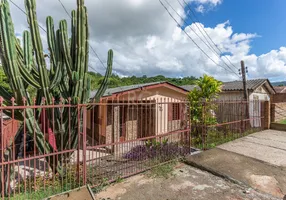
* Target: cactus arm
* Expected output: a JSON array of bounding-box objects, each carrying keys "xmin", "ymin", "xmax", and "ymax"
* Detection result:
[
  {"xmin": 84, "ymin": 6, "xmax": 89, "ymax": 73},
  {"xmin": 70, "ymin": 10, "xmax": 77, "ymax": 68},
  {"xmin": 23, "ymin": 31, "xmax": 33, "ymax": 71},
  {"xmin": 59, "ymin": 82, "xmax": 69, "ymax": 99},
  {"xmin": 46, "ymin": 16, "xmax": 57, "ymax": 75},
  {"xmin": 50, "ymin": 61, "xmax": 63, "ymax": 90},
  {"xmin": 18, "ymin": 61, "xmax": 41, "ymax": 88},
  {"xmin": 0, "ymin": 85, "xmax": 12, "ymax": 103},
  {"xmin": 59, "ymin": 20, "xmax": 73, "ymax": 80},
  {"xmin": 73, "ymin": 2, "xmax": 87, "ymax": 102},
  {"xmin": 92, "ymin": 49, "xmax": 113, "ymax": 102},
  {"xmin": 81, "ymin": 6, "xmax": 89, "ymax": 103},
  {"xmin": 0, "ymin": 1, "xmax": 19, "ymax": 93},
  {"xmin": 25, "ymin": 0, "xmax": 51, "ymax": 104}
]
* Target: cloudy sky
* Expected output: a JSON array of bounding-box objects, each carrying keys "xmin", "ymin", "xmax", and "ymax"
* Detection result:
[{"xmin": 8, "ymin": 0, "xmax": 286, "ymax": 82}]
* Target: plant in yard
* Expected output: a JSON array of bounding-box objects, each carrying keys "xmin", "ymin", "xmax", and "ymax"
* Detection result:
[
  {"xmin": 0, "ymin": 0, "xmax": 112, "ymax": 195},
  {"xmin": 123, "ymin": 141, "xmax": 189, "ymax": 162},
  {"xmin": 188, "ymin": 74, "xmax": 222, "ymax": 147},
  {"xmin": 12, "ymin": 164, "xmax": 82, "ymax": 199},
  {"xmin": 147, "ymin": 161, "xmax": 176, "ymax": 179}
]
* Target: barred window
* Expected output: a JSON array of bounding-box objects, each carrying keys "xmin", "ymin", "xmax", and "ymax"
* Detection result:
[{"xmin": 172, "ymin": 103, "xmax": 180, "ymax": 120}]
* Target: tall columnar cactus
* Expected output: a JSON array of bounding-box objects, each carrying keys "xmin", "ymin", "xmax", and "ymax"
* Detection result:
[{"xmin": 0, "ymin": 0, "xmax": 112, "ymax": 181}]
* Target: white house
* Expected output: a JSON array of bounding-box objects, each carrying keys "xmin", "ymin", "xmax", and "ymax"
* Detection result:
[
  {"xmin": 181, "ymin": 79, "xmax": 276, "ymax": 127},
  {"xmin": 181, "ymin": 79, "xmax": 275, "ymax": 101}
]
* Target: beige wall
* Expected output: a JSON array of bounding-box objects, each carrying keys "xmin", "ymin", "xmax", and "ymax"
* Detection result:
[
  {"xmin": 114, "ymin": 86, "xmax": 187, "ymax": 101},
  {"xmin": 218, "ymin": 86, "xmax": 270, "ymax": 128},
  {"xmin": 219, "ymin": 86, "xmax": 270, "ymax": 102},
  {"xmin": 271, "ymin": 103, "xmax": 286, "ymax": 122},
  {"xmin": 146, "ymin": 88, "xmax": 186, "ymax": 136},
  {"xmin": 103, "ymin": 86, "xmax": 188, "ymax": 146},
  {"xmin": 218, "ymin": 91, "xmax": 244, "ymax": 101},
  {"xmin": 250, "ymin": 86, "xmax": 270, "ymax": 101}
]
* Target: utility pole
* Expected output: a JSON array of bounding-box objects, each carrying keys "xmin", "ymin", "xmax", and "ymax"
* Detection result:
[
  {"xmin": 240, "ymin": 60, "xmax": 249, "ymax": 131},
  {"xmin": 240, "ymin": 60, "xmax": 248, "ymax": 101}
]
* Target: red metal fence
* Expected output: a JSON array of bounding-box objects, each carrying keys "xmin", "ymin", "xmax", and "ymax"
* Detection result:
[
  {"xmin": 191, "ymin": 100, "xmax": 265, "ymax": 150},
  {"xmin": 0, "ymin": 98, "xmax": 266, "ymax": 199}
]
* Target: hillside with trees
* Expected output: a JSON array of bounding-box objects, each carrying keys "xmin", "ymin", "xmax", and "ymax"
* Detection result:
[
  {"xmin": 88, "ymin": 71, "xmax": 197, "ymax": 90},
  {"xmin": 0, "ymin": 66, "xmax": 197, "ymax": 98}
]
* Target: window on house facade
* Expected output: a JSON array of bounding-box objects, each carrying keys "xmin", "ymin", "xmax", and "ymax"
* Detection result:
[
  {"xmin": 168, "ymin": 103, "xmax": 180, "ymax": 121},
  {"xmin": 127, "ymin": 106, "xmax": 138, "ymax": 121},
  {"xmin": 93, "ymin": 105, "xmax": 99, "ymax": 124},
  {"xmin": 107, "ymin": 105, "xmax": 113, "ymax": 126}
]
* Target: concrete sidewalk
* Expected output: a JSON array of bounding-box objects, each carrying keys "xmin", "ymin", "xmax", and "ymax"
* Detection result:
[
  {"xmin": 95, "ymin": 163, "xmax": 279, "ymax": 200},
  {"xmin": 185, "ymin": 130, "xmax": 286, "ymax": 198},
  {"xmin": 219, "ymin": 130, "xmax": 286, "ymax": 167}
]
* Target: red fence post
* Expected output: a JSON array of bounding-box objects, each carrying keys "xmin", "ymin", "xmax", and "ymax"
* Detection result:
[
  {"xmin": 0, "ymin": 97, "xmax": 4, "ymax": 198},
  {"xmin": 77, "ymin": 100, "xmax": 80, "ymax": 186},
  {"xmin": 82, "ymin": 106, "xmax": 87, "ymax": 185},
  {"xmin": 202, "ymin": 102, "xmax": 206, "ymax": 150}
]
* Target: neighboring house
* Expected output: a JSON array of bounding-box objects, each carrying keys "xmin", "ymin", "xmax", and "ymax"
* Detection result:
[
  {"xmin": 271, "ymin": 86, "xmax": 286, "ymax": 103},
  {"xmin": 181, "ymin": 79, "xmax": 275, "ymax": 128},
  {"xmin": 87, "ymin": 82, "xmax": 189, "ymax": 148},
  {"xmin": 274, "ymin": 86, "xmax": 286, "ymax": 94},
  {"xmin": 0, "ymin": 114, "xmax": 19, "ymax": 150},
  {"xmin": 271, "ymin": 86, "xmax": 286, "ymax": 122},
  {"xmin": 181, "ymin": 79, "xmax": 275, "ymax": 101}
]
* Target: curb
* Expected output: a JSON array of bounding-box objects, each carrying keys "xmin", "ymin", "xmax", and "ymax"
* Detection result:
[
  {"xmin": 184, "ymin": 158, "xmax": 284, "ymax": 200},
  {"xmin": 184, "ymin": 159, "xmax": 248, "ymax": 188}
]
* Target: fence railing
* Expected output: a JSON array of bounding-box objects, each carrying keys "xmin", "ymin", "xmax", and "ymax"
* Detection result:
[
  {"xmin": 0, "ymin": 98, "xmax": 192, "ymax": 199},
  {"xmin": 0, "ymin": 98, "xmax": 266, "ymax": 199},
  {"xmin": 191, "ymin": 100, "xmax": 266, "ymax": 150}
]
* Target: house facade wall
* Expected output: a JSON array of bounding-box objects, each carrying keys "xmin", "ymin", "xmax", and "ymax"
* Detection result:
[
  {"xmin": 218, "ymin": 85, "xmax": 271, "ymax": 102},
  {"xmin": 217, "ymin": 85, "xmax": 271, "ymax": 128},
  {"xmin": 250, "ymin": 85, "xmax": 270, "ymax": 101},
  {"xmin": 218, "ymin": 91, "xmax": 244, "ymax": 101},
  {"xmin": 104, "ymin": 86, "xmax": 187, "ymax": 146}
]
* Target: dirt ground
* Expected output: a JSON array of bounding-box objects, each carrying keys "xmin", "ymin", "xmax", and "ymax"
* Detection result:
[
  {"xmin": 95, "ymin": 163, "xmax": 279, "ymax": 200},
  {"xmin": 49, "ymin": 187, "xmax": 94, "ymax": 200}
]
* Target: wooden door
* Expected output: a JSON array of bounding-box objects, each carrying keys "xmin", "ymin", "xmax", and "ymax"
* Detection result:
[{"xmin": 119, "ymin": 106, "xmax": 127, "ymax": 142}]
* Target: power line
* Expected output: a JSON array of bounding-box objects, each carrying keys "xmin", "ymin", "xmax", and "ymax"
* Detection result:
[
  {"xmin": 56, "ymin": 0, "xmax": 137, "ymax": 78},
  {"xmin": 58, "ymin": 0, "xmax": 71, "ymax": 18},
  {"xmin": 163, "ymin": 0, "xmax": 238, "ymax": 76},
  {"xmin": 159, "ymin": 0, "xmax": 240, "ymax": 78},
  {"xmin": 180, "ymin": 0, "xmax": 239, "ymax": 70},
  {"xmin": 57, "ymin": 0, "xmax": 108, "ymax": 71},
  {"xmin": 8, "ymin": 0, "xmax": 102, "ymax": 74},
  {"xmin": 177, "ymin": 0, "xmax": 220, "ymax": 56},
  {"xmin": 9, "ymin": 0, "xmax": 47, "ymax": 33}
]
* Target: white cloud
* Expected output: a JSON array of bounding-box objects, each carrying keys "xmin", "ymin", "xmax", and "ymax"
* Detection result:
[
  {"xmin": 191, "ymin": 0, "xmax": 222, "ymax": 6},
  {"xmin": 191, "ymin": 0, "xmax": 223, "ymax": 13},
  {"xmin": 6, "ymin": 0, "xmax": 286, "ymax": 82},
  {"xmin": 195, "ymin": 5, "xmax": 205, "ymax": 13}
]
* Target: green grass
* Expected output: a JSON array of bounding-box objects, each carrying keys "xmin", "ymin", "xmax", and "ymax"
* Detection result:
[
  {"xmin": 193, "ymin": 128, "xmax": 257, "ymax": 150},
  {"xmin": 7, "ymin": 165, "xmax": 84, "ymax": 200},
  {"xmin": 147, "ymin": 161, "xmax": 176, "ymax": 179},
  {"xmin": 8, "ymin": 187, "xmax": 63, "ymax": 200},
  {"xmin": 279, "ymin": 119, "xmax": 286, "ymax": 124}
]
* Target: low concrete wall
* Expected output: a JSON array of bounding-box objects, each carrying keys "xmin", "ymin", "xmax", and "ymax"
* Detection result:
[{"xmin": 270, "ymin": 123, "xmax": 286, "ymax": 131}]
